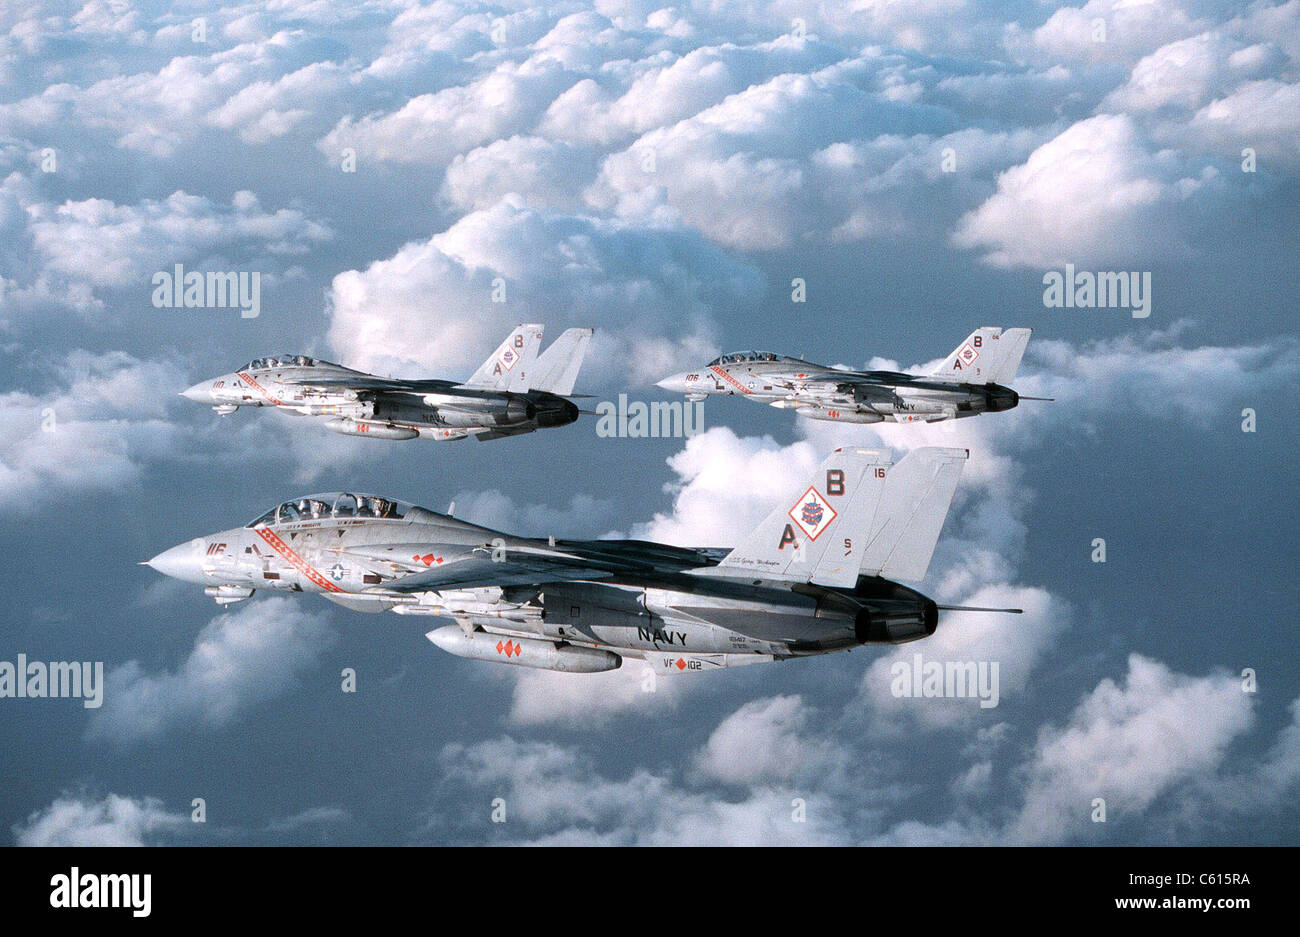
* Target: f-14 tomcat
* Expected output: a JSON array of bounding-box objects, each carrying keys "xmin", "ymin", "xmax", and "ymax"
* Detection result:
[
  {"xmin": 180, "ymin": 323, "xmax": 592, "ymax": 442},
  {"xmin": 143, "ymin": 447, "xmax": 1019, "ymax": 675},
  {"xmin": 657, "ymin": 327, "xmax": 1048, "ymax": 425}
]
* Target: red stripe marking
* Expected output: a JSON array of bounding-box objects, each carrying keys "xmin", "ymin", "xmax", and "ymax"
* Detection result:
[
  {"xmin": 237, "ymin": 371, "xmax": 284, "ymax": 406},
  {"xmin": 710, "ymin": 365, "xmax": 751, "ymax": 395},
  {"xmin": 254, "ymin": 526, "xmax": 342, "ymax": 593}
]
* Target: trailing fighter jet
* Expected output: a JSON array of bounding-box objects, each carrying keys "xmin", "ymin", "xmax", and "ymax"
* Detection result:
[
  {"xmin": 657, "ymin": 327, "xmax": 1049, "ymax": 425},
  {"xmin": 142, "ymin": 447, "xmax": 1019, "ymax": 675},
  {"xmin": 180, "ymin": 323, "xmax": 592, "ymax": 442}
]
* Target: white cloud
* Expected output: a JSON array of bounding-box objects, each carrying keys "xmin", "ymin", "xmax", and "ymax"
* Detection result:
[
  {"xmin": 1026, "ymin": 329, "xmax": 1299, "ymax": 426},
  {"xmin": 693, "ymin": 694, "xmax": 835, "ymax": 785},
  {"xmin": 1201, "ymin": 697, "xmax": 1300, "ymax": 816},
  {"xmin": 540, "ymin": 34, "xmax": 842, "ymax": 145},
  {"xmin": 431, "ymin": 735, "xmax": 847, "ymax": 844},
  {"xmin": 1, "ymin": 29, "xmax": 351, "ymax": 158},
  {"xmin": 586, "ymin": 61, "xmax": 959, "ymax": 250},
  {"xmin": 87, "ymin": 597, "xmax": 337, "ymax": 743},
  {"xmin": 14, "ymin": 793, "xmax": 185, "ymax": 846},
  {"xmin": 1189, "ymin": 78, "xmax": 1300, "ymax": 169},
  {"xmin": 320, "ymin": 57, "xmax": 579, "ymax": 166},
  {"xmin": 0, "ymin": 346, "xmax": 409, "ymax": 510},
  {"xmin": 953, "ymin": 113, "xmax": 1216, "ymax": 267},
  {"xmin": 858, "ymin": 585, "xmax": 1069, "ymax": 732},
  {"xmin": 325, "ymin": 196, "xmax": 760, "ymax": 388},
  {"xmin": 264, "ymin": 805, "xmax": 351, "ymax": 834},
  {"xmin": 0, "ymin": 173, "xmax": 330, "ymax": 322},
  {"xmin": 0, "ymin": 350, "xmax": 188, "ymax": 510},
  {"xmin": 26, "ymin": 187, "xmax": 330, "ymax": 288},
  {"xmin": 209, "ymin": 60, "xmax": 351, "ymax": 144},
  {"xmin": 1105, "ymin": 33, "xmax": 1283, "ymax": 113},
  {"xmin": 1018, "ymin": 0, "xmax": 1214, "ymax": 65},
  {"xmin": 441, "ymin": 135, "xmax": 602, "ymax": 212},
  {"xmin": 1007, "ymin": 654, "xmax": 1253, "ymax": 843},
  {"xmin": 631, "ymin": 426, "xmax": 821, "ymax": 546}
]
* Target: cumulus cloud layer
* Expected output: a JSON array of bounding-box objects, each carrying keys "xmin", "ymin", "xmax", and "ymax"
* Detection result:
[
  {"xmin": 325, "ymin": 197, "xmax": 760, "ymax": 388},
  {"xmin": 3, "ymin": 0, "xmax": 1296, "ymax": 846},
  {"xmin": 14, "ymin": 793, "xmax": 185, "ymax": 846},
  {"xmin": 0, "ymin": 350, "xmax": 187, "ymax": 509},
  {"xmin": 3, "ymin": 0, "xmax": 1289, "ymax": 335},
  {"xmin": 88, "ymin": 597, "xmax": 337, "ymax": 743}
]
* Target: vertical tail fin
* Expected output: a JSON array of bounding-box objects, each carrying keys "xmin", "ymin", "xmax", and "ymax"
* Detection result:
[
  {"xmin": 930, "ymin": 327, "xmax": 1004, "ymax": 384},
  {"xmin": 988, "ymin": 327, "xmax": 1031, "ymax": 384},
  {"xmin": 713, "ymin": 448, "xmax": 893, "ymax": 587},
  {"xmin": 461, "ymin": 324, "xmax": 544, "ymax": 392},
  {"xmin": 530, "ymin": 327, "xmax": 593, "ymax": 395},
  {"xmin": 859, "ymin": 447, "xmax": 967, "ymax": 582}
]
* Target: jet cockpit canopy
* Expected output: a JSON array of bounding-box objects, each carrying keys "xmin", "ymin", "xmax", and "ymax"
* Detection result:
[
  {"xmin": 246, "ymin": 492, "xmax": 432, "ymax": 526},
  {"xmin": 242, "ymin": 355, "xmax": 344, "ymax": 371},
  {"xmin": 707, "ymin": 350, "xmax": 782, "ymax": 366}
]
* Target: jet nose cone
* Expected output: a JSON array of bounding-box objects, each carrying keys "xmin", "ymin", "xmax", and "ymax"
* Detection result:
[
  {"xmin": 656, "ymin": 372, "xmax": 689, "ymax": 394},
  {"xmin": 180, "ymin": 381, "xmax": 211, "ymax": 403},
  {"xmin": 145, "ymin": 540, "xmax": 207, "ymax": 584}
]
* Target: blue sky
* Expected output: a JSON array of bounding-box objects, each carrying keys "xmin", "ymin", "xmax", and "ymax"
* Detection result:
[{"xmin": 1, "ymin": 0, "xmax": 1297, "ymax": 845}]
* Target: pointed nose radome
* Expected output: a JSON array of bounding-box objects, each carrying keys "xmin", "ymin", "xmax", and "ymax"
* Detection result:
[
  {"xmin": 656, "ymin": 373, "xmax": 690, "ymax": 394},
  {"xmin": 145, "ymin": 540, "xmax": 207, "ymax": 584},
  {"xmin": 180, "ymin": 382, "xmax": 211, "ymax": 403}
]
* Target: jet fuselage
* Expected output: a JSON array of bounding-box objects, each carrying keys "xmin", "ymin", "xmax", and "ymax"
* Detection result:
[
  {"xmin": 146, "ymin": 492, "xmax": 937, "ymax": 674},
  {"xmin": 658, "ymin": 357, "xmax": 1018, "ymax": 424},
  {"xmin": 182, "ymin": 358, "xmax": 579, "ymax": 441}
]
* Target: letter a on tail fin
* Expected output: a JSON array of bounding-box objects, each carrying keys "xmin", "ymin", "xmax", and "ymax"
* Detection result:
[
  {"xmin": 462, "ymin": 324, "xmax": 544, "ymax": 393},
  {"xmin": 530, "ymin": 327, "xmax": 593, "ymax": 395},
  {"xmin": 712, "ymin": 448, "xmax": 893, "ymax": 586},
  {"xmin": 859, "ymin": 447, "xmax": 967, "ymax": 582}
]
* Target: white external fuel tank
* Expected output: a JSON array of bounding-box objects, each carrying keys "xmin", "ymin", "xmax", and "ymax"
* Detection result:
[
  {"xmin": 425, "ymin": 626, "xmax": 622, "ymax": 673},
  {"xmin": 323, "ymin": 418, "xmax": 419, "ymax": 440}
]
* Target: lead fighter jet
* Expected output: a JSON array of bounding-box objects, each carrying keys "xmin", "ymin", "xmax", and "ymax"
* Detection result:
[
  {"xmin": 180, "ymin": 323, "xmax": 592, "ymax": 442},
  {"xmin": 657, "ymin": 327, "xmax": 1048, "ymax": 425},
  {"xmin": 143, "ymin": 447, "xmax": 1019, "ymax": 675}
]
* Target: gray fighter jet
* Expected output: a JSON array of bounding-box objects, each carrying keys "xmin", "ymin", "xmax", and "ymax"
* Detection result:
[
  {"xmin": 657, "ymin": 327, "xmax": 1049, "ymax": 425},
  {"xmin": 180, "ymin": 323, "xmax": 592, "ymax": 442},
  {"xmin": 143, "ymin": 447, "xmax": 1019, "ymax": 675}
]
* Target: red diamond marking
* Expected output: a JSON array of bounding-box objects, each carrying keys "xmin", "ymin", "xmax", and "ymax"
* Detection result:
[{"xmin": 676, "ymin": 658, "xmax": 686, "ymax": 670}]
